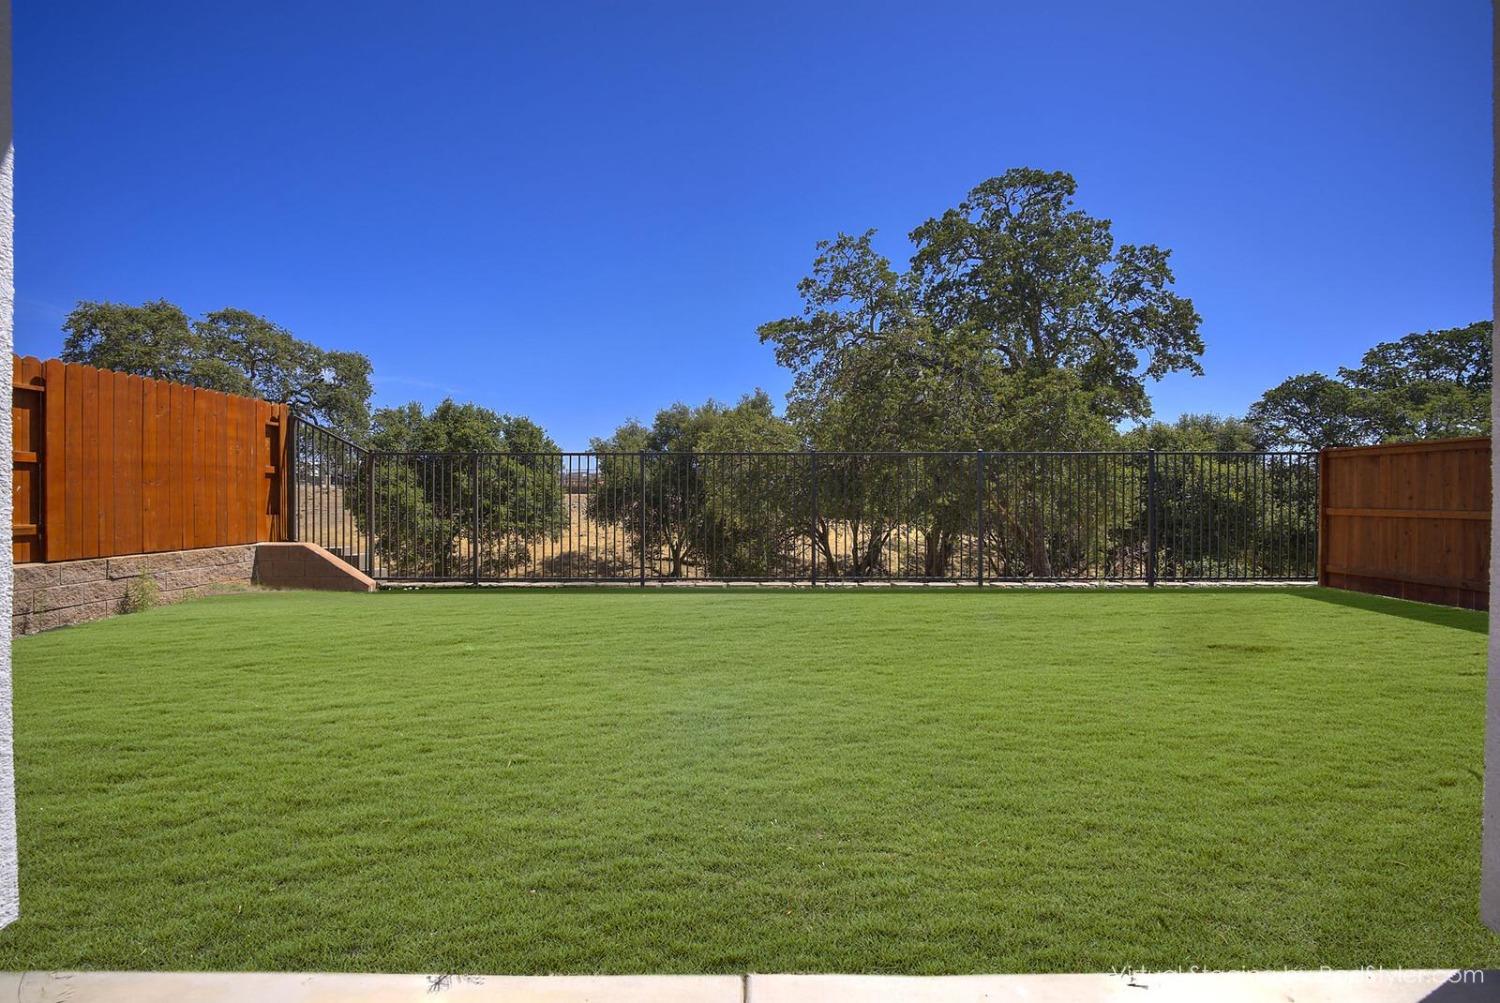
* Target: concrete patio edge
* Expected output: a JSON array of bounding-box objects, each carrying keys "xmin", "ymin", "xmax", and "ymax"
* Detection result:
[
  {"xmin": 0, "ymin": 972, "xmax": 742, "ymax": 1002},
  {"xmin": 0, "ymin": 969, "xmax": 1489, "ymax": 1002}
]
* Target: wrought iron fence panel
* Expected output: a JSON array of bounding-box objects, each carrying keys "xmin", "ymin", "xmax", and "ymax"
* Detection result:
[
  {"xmin": 1153, "ymin": 451, "xmax": 1319, "ymax": 581},
  {"xmin": 982, "ymin": 451, "xmax": 1151, "ymax": 581},
  {"xmin": 288, "ymin": 417, "xmax": 1319, "ymax": 584},
  {"xmin": 289, "ymin": 419, "xmax": 367, "ymax": 571}
]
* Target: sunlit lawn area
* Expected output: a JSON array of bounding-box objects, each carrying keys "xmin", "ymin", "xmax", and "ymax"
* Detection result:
[{"xmin": 0, "ymin": 586, "xmax": 1492, "ymax": 973}]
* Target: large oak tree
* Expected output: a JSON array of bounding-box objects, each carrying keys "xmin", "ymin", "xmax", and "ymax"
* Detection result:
[
  {"xmin": 757, "ymin": 169, "xmax": 1205, "ymax": 576},
  {"xmin": 758, "ymin": 168, "xmax": 1204, "ymax": 452},
  {"xmin": 62, "ymin": 300, "xmax": 373, "ymax": 437}
]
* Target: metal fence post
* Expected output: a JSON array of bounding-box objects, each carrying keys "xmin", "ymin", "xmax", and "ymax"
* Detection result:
[
  {"xmin": 975, "ymin": 450, "xmax": 985, "ymax": 588},
  {"xmin": 810, "ymin": 451, "xmax": 819, "ymax": 586},
  {"xmin": 366, "ymin": 453, "xmax": 376, "ymax": 578},
  {"xmin": 285, "ymin": 416, "xmax": 298, "ymax": 543},
  {"xmin": 471, "ymin": 452, "xmax": 481, "ymax": 586},
  {"xmin": 1146, "ymin": 449, "xmax": 1158, "ymax": 587},
  {"xmin": 1316, "ymin": 448, "xmax": 1328, "ymax": 586},
  {"xmin": 638, "ymin": 451, "xmax": 647, "ymax": 588}
]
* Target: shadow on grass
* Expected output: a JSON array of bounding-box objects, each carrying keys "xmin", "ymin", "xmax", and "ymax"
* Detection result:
[
  {"xmin": 371, "ymin": 583, "xmax": 1488, "ymax": 631},
  {"xmin": 1290, "ymin": 587, "xmax": 1487, "ymax": 635},
  {"xmin": 372, "ymin": 583, "xmax": 1328, "ymax": 601}
]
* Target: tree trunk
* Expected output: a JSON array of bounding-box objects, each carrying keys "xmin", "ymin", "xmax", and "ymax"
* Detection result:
[
  {"xmin": 1028, "ymin": 504, "xmax": 1052, "ymax": 578},
  {"xmin": 855, "ymin": 524, "xmax": 890, "ymax": 577},
  {"xmin": 814, "ymin": 519, "xmax": 836, "ymax": 577},
  {"xmin": 923, "ymin": 528, "xmax": 954, "ymax": 578}
]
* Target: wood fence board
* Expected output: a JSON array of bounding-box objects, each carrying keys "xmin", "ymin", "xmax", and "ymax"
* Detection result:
[
  {"xmin": 246, "ymin": 397, "xmax": 260, "ymax": 539},
  {"xmin": 75, "ymin": 363, "xmax": 96, "ymax": 560},
  {"xmin": 247, "ymin": 398, "xmax": 264, "ymax": 540},
  {"xmin": 156, "ymin": 377, "xmax": 174, "ymax": 551},
  {"xmin": 226, "ymin": 393, "xmax": 246, "ymax": 544},
  {"xmin": 139, "ymin": 378, "xmax": 155, "ymax": 550},
  {"xmin": 213, "ymin": 390, "xmax": 229, "ymax": 546},
  {"xmin": 109, "ymin": 370, "xmax": 126, "ymax": 555},
  {"xmin": 233, "ymin": 396, "xmax": 247, "ymax": 540},
  {"xmin": 94, "ymin": 366, "xmax": 115, "ymax": 560},
  {"xmin": 77, "ymin": 365, "xmax": 100, "ymax": 560},
  {"xmin": 172, "ymin": 380, "xmax": 191, "ymax": 551},
  {"xmin": 255, "ymin": 401, "xmax": 270, "ymax": 540},
  {"xmin": 143, "ymin": 377, "xmax": 171, "ymax": 553},
  {"xmin": 128, "ymin": 374, "xmax": 146, "ymax": 553},
  {"xmin": 223, "ymin": 391, "xmax": 238, "ymax": 544},
  {"xmin": 1319, "ymin": 438, "xmax": 1490, "ymax": 610},
  {"xmin": 42, "ymin": 359, "xmax": 67, "ymax": 561},
  {"xmin": 191, "ymin": 388, "xmax": 212, "ymax": 549}
]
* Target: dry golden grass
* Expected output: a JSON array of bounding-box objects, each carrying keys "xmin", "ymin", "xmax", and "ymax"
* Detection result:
[{"xmin": 297, "ymin": 488, "xmax": 1116, "ymax": 579}]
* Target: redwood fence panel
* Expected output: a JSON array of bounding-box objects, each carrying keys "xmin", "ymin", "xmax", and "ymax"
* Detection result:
[
  {"xmin": 10, "ymin": 355, "xmax": 291, "ymax": 563},
  {"xmin": 1319, "ymin": 437, "xmax": 1491, "ymax": 609}
]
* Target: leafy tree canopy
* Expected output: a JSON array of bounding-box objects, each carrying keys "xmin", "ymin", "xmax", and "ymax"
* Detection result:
[
  {"xmin": 1120, "ymin": 413, "xmax": 1266, "ymax": 452},
  {"xmin": 61, "ymin": 300, "xmax": 373, "ymax": 437},
  {"xmin": 590, "ymin": 390, "xmax": 797, "ymax": 454},
  {"xmin": 587, "ymin": 392, "xmax": 800, "ymax": 577},
  {"xmin": 371, "ymin": 399, "xmax": 558, "ymax": 455},
  {"xmin": 758, "ymin": 169, "xmax": 1204, "ymax": 451},
  {"xmin": 1246, "ymin": 373, "xmax": 1379, "ymax": 451},
  {"xmin": 1248, "ymin": 321, "xmax": 1491, "ymax": 449},
  {"xmin": 358, "ymin": 400, "xmax": 562, "ymax": 578}
]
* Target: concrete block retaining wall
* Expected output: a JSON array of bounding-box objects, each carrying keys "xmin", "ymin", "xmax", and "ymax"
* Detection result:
[
  {"xmin": 12, "ymin": 542, "xmax": 377, "ymax": 635},
  {"xmin": 13, "ymin": 545, "xmax": 258, "ymax": 635}
]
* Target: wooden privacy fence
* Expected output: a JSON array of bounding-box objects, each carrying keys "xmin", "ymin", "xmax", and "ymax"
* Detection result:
[
  {"xmin": 11, "ymin": 355, "xmax": 291, "ymax": 564},
  {"xmin": 1319, "ymin": 437, "xmax": 1491, "ymax": 610}
]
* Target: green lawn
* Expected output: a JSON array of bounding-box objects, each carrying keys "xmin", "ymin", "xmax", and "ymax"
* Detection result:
[{"xmin": 0, "ymin": 587, "xmax": 1492, "ymax": 973}]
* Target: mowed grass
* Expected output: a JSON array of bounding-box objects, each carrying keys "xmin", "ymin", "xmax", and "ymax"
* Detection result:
[{"xmin": 0, "ymin": 587, "xmax": 1493, "ymax": 973}]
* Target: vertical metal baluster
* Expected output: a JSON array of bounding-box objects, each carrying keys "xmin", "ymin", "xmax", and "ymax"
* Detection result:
[
  {"xmin": 638, "ymin": 451, "xmax": 647, "ymax": 587},
  {"xmin": 1146, "ymin": 450, "xmax": 1158, "ymax": 587},
  {"xmin": 810, "ymin": 451, "xmax": 819, "ymax": 587},
  {"xmin": 366, "ymin": 452, "xmax": 376, "ymax": 577},
  {"xmin": 976, "ymin": 451, "xmax": 985, "ymax": 588},
  {"xmin": 471, "ymin": 452, "xmax": 480, "ymax": 585}
]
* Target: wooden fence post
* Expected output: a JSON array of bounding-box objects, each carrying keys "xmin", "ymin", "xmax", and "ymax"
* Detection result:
[{"xmin": 11, "ymin": 356, "xmax": 45, "ymax": 563}]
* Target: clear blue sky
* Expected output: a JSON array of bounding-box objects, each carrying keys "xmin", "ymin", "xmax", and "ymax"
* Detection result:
[{"xmin": 15, "ymin": 1, "xmax": 1492, "ymax": 450}]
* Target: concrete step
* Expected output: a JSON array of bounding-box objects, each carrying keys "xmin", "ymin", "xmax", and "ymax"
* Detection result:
[{"xmin": 254, "ymin": 543, "xmax": 378, "ymax": 593}]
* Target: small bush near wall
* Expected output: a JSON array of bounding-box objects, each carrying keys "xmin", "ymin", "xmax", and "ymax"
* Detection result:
[{"xmin": 119, "ymin": 575, "xmax": 160, "ymax": 615}]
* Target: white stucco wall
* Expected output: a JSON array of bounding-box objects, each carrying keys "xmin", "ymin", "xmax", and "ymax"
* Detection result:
[
  {"xmin": 1484, "ymin": 9, "xmax": 1499, "ymax": 932},
  {"xmin": 1487, "ymin": 332, "xmax": 1500, "ymax": 927},
  {"xmin": 0, "ymin": 0, "xmax": 16, "ymax": 927},
  {"xmin": 1487, "ymin": 385, "xmax": 1499, "ymax": 927}
]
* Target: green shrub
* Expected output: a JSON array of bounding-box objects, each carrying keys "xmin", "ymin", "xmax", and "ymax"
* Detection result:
[{"xmin": 119, "ymin": 574, "xmax": 161, "ymax": 614}]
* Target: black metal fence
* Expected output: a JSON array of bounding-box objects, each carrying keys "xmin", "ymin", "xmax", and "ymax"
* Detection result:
[{"xmin": 289, "ymin": 417, "xmax": 1319, "ymax": 585}]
